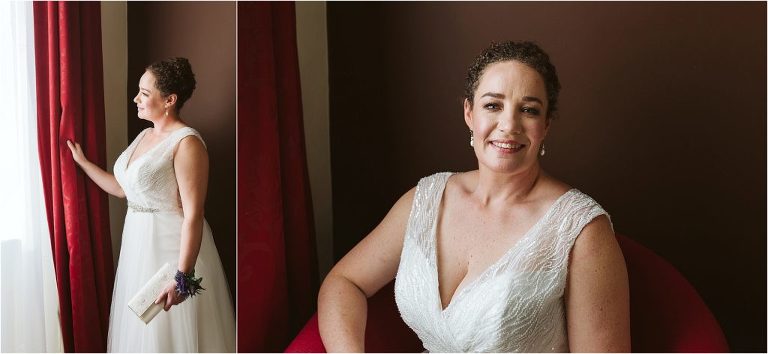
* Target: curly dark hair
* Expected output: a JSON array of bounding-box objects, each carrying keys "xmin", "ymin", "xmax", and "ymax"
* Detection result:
[
  {"xmin": 146, "ymin": 57, "xmax": 196, "ymax": 112},
  {"xmin": 464, "ymin": 41, "xmax": 561, "ymax": 118}
]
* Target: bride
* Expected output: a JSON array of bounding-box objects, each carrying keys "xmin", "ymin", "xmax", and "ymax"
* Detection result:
[
  {"xmin": 317, "ymin": 41, "xmax": 630, "ymax": 352},
  {"xmin": 67, "ymin": 57, "xmax": 235, "ymax": 352}
]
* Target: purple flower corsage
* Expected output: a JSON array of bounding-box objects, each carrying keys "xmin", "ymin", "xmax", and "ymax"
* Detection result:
[{"xmin": 175, "ymin": 269, "xmax": 205, "ymax": 298}]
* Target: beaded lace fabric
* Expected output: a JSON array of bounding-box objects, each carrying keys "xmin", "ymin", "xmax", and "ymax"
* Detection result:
[
  {"xmin": 394, "ymin": 172, "xmax": 609, "ymax": 352},
  {"xmin": 114, "ymin": 127, "xmax": 205, "ymax": 213},
  {"xmin": 108, "ymin": 127, "xmax": 235, "ymax": 352}
]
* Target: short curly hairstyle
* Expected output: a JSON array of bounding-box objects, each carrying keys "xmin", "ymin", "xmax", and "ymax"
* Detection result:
[
  {"xmin": 464, "ymin": 41, "xmax": 561, "ymax": 118},
  {"xmin": 146, "ymin": 57, "xmax": 196, "ymax": 112}
]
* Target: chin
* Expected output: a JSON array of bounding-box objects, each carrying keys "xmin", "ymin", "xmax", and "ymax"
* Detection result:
[{"xmin": 479, "ymin": 158, "xmax": 534, "ymax": 174}]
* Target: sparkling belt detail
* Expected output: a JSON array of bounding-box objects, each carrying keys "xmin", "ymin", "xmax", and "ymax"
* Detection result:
[{"xmin": 127, "ymin": 201, "xmax": 159, "ymax": 213}]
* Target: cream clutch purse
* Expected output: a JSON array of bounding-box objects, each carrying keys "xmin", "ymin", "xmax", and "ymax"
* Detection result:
[{"xmin": 127, "ymin": 262, "xmax": 175, "ymax": 324}]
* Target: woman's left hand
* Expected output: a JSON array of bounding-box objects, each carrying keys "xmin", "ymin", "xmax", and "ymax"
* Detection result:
[{"xmin": 155, "ymin": 281, "xmax": 187, "ymax": 311}]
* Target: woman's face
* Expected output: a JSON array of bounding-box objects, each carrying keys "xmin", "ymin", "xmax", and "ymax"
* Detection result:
[
  {"xmin": 465, "ymin": 60, "xmax": 550, "ymax": 174},
  {"xmin": 133, "ymin": 71, "xmax": 169, "ymax": 121}
]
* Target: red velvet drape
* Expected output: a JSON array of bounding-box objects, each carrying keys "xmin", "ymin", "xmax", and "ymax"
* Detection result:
[
  {"xmin": 33, "ymin": 2, "xmax": 114, "ymax": 352},
  {"xmin": 238, "ymin": 2, "xmax": 319, "ymax": 352}
]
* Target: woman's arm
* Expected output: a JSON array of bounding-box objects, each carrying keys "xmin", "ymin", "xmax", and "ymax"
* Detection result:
[
  {"xmin": 66, "ymin": 140, "xmax": 125, "ymax": 198},
  {"xmin": 565, "ymin": 215, "xmax": 631, "ymax": 352},
  {"xmin": 318, "ymin": 187, "xmax": 415, "ymax": 352},
  {"xmin": 156, "ymin": 136, "xmax": 209, "ymax": 310}
]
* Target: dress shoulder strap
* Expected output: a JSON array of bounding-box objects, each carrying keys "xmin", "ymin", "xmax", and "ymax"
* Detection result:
[
  {"xmin": 168, "ymin": 126, "xmax": 207, "ymax": 150},
  {"xmin": 404, "ymin": 172, "xmax": 452, "ymax": 247},
  {"xmin": 550, "ymin": 190, "xmax": 612, "ymax": 255}
]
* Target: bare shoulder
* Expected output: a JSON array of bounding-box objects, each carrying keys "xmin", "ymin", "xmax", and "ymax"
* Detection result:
[
  {"xmin": 518, "ymin": 173, "xmax": 574, "ymax": 215},
  {"xmin": 346, "ymin": 183, "xmax": 416, "ymax": 253},
  {"xmin": 537, "ymin": 173, "xmax": 573, "ymax": 201},
  {"xmin": 175, "ymin": 133, "xmax": 207, "ymax": 159},
  {"xmin": 173, "ymin": 134, "xmax": 209, "ymax": 178},
  {"xmin": 328, "ymin": 185, "xmax": 417, "ymax": 297},
  {"xmin": 566, "ymin": 215, "xmax": 630, "ymax": 351},
  {"xmin": 571, "ymin": 214, "xmax": 617, "ymax": 261},
  {"xmin": 386, "ymin": 185, "xmax": 417, "ymax": 226}
]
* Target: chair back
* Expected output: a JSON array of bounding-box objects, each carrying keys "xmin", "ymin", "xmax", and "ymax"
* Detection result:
[{"xmin": 616, "ymin": 234, "xmax": 729, "ymax": 352}]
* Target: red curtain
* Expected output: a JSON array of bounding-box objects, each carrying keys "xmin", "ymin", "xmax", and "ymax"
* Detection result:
[
  {"xmin": 238, "ymin": 2, "xmax": 319, "ymax": 352},
  {"xmin": 33, "ymin": 2, "xmax": 114, "ymax": 352}
]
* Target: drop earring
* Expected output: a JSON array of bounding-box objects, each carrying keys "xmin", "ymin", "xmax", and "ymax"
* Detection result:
[
  {"xmin": 540, "ymin": 143, "xmax": 546, "ymax": 156},
  {"xmin": 469, "ymin": 130, "xmax": 474, "ymax": 147}
]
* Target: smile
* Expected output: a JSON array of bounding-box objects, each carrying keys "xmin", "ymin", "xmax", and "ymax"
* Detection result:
[{"xmin": 490, "ymin": 140, "xmax": 525, "ymax": 152}]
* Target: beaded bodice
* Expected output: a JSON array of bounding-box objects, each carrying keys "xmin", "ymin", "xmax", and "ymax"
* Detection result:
[
  {"xmin": 114, "ymin": 127, "xmax": 205, "ymax": 213},
  {"xmin": 394, "ymin": 172, "xmax": 609, "ymax": 352}
]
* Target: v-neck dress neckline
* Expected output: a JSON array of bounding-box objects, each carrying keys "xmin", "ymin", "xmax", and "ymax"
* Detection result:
[
  {"xmin": 394, "ymin": 172, "xmax": 609, "ymax": 352},
  {"xmin": 429, "ymin": 173, "xmax": 576, "ymax": 313},
  {"xmin": 125, "ymin": 127, "xmax": 187, "ymax": 171}
]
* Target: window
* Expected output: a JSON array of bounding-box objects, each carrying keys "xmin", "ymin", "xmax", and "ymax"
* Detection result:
[{"xmin": 0, "ymin": 2, "xmax": 63, "ymax": 351}]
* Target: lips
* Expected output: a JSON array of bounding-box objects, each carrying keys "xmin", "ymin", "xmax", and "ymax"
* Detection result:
[{"xmin": 489, "ymin": 140, "xmax": 526, "ymax": 153}]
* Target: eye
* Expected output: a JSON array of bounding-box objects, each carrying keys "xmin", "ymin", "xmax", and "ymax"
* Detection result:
[
  {"xmin": 521, "ymin": 106, "xmax": 541, "ymax": 116},
  {"xmin": 483, "ymin": 102, "xmax": 501, "ymax": 111}
]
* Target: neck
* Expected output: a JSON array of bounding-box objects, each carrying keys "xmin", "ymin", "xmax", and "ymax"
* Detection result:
[
  {"xmin": 471, "ymin": 163, "xmax": 543, "ymax": 206},
  {"xmin": 150, "ymin": 113, "xmax": 182, "ymax": 133}
]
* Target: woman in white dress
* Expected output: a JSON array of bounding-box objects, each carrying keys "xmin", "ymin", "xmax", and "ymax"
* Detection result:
[
  {"xmin": 67, "ymin": 57, "xmax": 235, "ymax": 352},
  {"xmin": 318, "ymin": 41, "xmax": 630, "ymax": 352}
]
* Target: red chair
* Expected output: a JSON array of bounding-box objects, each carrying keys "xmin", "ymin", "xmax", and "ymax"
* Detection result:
[{"xmin": 286, "ymin": 234, "xmax": 729, "ymax": 352}]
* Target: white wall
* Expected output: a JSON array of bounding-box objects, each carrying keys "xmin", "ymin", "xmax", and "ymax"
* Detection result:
[
  {"xmin": 101, "ymin": 2, "xmax": 127, "ymax": 264},
  {"xmin": 296, "ymin": 2, "xmax": 333, "ymax": 279}
]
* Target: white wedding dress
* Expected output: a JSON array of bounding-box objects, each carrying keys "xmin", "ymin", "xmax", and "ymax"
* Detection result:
[
  {"xmin": 395, "ymin": 172, "xmax": 610, "ymax": 352},
  {"xmin": 108, "ymin": 127, "xmax": 235, "ymax": 352}
]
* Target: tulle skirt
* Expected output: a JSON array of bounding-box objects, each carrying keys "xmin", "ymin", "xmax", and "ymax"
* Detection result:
[{"xmin": 107, "ymin": 210, "xmax": 235, "ymax": 352}]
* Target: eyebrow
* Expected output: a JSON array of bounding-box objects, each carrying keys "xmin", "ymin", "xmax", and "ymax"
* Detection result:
[
  {"xmin": 480, "ymin": 92, "xmax": 504, "ymax": 99},
  {"xmin": 522, "ymin": 96, "xmax": 544, "ymax": 105},
  {"xmin": 480, "ymin": 92, "xmax": 544, "ymax": 105},
  {"xmin": 139, "ymin": 86, "xmax": 151, "ymax": 93}
]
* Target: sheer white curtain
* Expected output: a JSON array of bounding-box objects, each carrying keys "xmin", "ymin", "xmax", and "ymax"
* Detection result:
[{"xmin": 0, "ymin": 2, "xmax": 64, "ymax": 352}]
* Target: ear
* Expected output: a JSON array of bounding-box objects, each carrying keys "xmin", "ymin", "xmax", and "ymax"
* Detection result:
[
  {"xmin": 165, "ymin": 93, "xmax": 178, "ymax": 110},
  {"xmin": 463, "ymin": 98, "xmax": 473, "ymax": 130}
]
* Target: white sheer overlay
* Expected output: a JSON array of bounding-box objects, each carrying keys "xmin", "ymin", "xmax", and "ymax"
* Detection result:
[
  {"xmin": 395, "ymin": 172, "xmax": 609, "ymax": 352},
  {"xmin": 0, "ymin": 2, "xmax": 65, "ymax": 352}
]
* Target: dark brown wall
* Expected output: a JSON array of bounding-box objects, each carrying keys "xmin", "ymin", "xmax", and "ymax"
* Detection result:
[
  {"xmin": 327, "ymin": 2, "xmax": 765, "ymax": 351},
  {"xmin": 127, "ymin": 2, "xmax": 236, "ymax": 300}
]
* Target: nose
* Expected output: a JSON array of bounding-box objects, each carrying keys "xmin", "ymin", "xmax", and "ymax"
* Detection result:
[
  {"xmin": 498, "ymin": 110, "xmax": 523, "ymax": 134},
  {"xmin": 133, "ymin": 92, "xmax": 140, "ymax": 104}
]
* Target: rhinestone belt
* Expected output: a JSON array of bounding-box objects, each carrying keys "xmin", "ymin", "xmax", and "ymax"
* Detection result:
[{"xmin": 127, "ymin": 201, "xmax": 159, "ymax": 213}]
